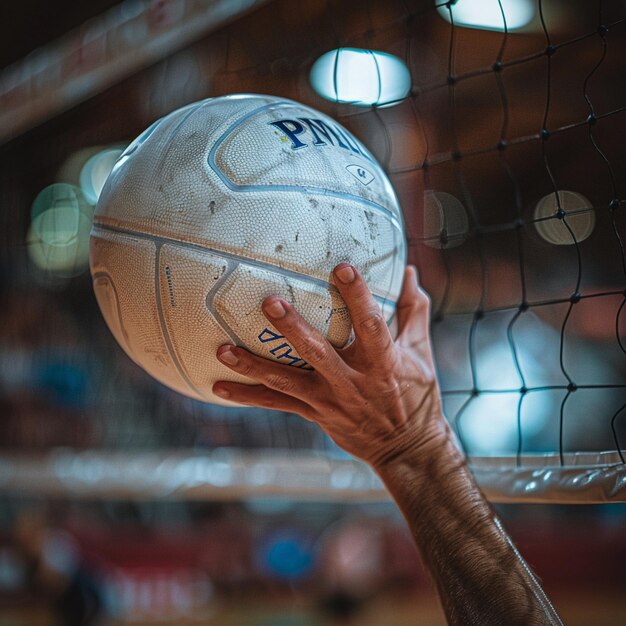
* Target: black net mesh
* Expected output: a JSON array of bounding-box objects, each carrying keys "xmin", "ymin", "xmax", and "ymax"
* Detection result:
[
  {"xmin": 1, "ymin": 0, "xmax": 625, "ymax": 499},
  {"xmin": 316, "ymin": 0, "xmax": 626, "ymax": 465},
  {"xmin": 404, "ymin": 1, "xmax": 626, "ymax": 463}
]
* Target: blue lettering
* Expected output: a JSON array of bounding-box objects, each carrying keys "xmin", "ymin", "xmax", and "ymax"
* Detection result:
[
  {"xmin": 270, "ymin": 117, "xmax": 374, "ymax": 163},
  {"xmin": 297, "ymin": 118, "xmax": 337, "ymax": 147},
  {"xmin": 257, "ymin": 328, "xmax": 309, "ymax": 368},
  {"xmin": 269, "ymin": 119, "xmax": 307, "ymax": 149},
  {"xmin": 270, "ymin": 342, "xmax": 305, "ymax": 366},
  {"xmin": 258, "ymin": 328, "xmax": 284, "ymax": 343}
]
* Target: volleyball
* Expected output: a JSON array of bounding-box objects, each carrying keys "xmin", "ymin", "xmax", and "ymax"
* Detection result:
[{"xmin": 89, "ymin": 94, "xmax": 406, "ymax": 404}]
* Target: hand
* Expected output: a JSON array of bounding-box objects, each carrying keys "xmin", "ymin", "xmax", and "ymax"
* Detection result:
[{"xmin": 213, "ymin": 264, "xmax": 449, "ymax": 468}]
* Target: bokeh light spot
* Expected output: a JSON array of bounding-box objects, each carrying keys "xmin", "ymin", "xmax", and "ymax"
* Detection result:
[
  {"xmin": 423, "ymin": 190, "xmax": 469, "ymax": 249},
  {"xmin": 28, "ymin": 184, "xmax": 93, "ymax": 277},
  {"xmin": 80, "ymin": 148, "xmax": 125, "ymax": 204},
  {"xmin": 534, "ymin": 190, "xmax": 595, "ymax": 246}
]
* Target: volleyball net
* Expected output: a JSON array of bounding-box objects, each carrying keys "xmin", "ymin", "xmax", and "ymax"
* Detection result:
[{"xmin": 0, "ymin": 0, "xmax": 625, "ymax": 503}]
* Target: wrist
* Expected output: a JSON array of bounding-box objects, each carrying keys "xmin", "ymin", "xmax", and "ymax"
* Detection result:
[
  {"xmin": 369, "ymin": 413, "xmax": 460, "ymax": 475},
  {"xmin": 372, "ymin": 425, "xmax": 472, "ymax": 525}
]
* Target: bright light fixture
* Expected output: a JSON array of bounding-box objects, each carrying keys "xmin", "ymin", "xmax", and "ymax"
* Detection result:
[
  {"xmin": 310, "ymin": 48, "xmax": 411, "ymax": 107},
  {"xmin": 437, "ymin": 0, "xmax": 534, "ymax": 32}
]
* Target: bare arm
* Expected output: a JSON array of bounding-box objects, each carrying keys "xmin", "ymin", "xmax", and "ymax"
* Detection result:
[
  {"xmin": 374, "ymin": 435, "xmax": 561, "ymax": 625},
  {"xmin": 212, "ymin": 264, "xmax": 562, "ymax": 626}
]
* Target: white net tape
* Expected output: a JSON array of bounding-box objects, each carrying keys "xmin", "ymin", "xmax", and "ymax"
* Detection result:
[{"xmin": 2, "ymin": 449, "xmax": 624, "ymax": 503}]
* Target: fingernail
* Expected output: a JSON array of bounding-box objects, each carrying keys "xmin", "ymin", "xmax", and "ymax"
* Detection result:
[
  {"xmin": 265, "ymin": 298, "xmax": 287, "ymax": 319},
  {"xmin": 213, "ymin": 386, "xmax": 230, "ymax": 398},
  {"xmin": 335, "ymin": 264, "xmax": 355, "ymax": 284},
  {"xmin": 410, "ymin": 265, "xmax": 419, "ymax": 284},
  {"xmin": 217, "ymin": 346, "xmax": 239, "ymax": 366}
]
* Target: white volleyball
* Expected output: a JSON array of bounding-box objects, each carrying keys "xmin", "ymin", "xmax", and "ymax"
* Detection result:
[{"xmin": 90, "ymin": 94, "xmax": 406, "ymax": 404}]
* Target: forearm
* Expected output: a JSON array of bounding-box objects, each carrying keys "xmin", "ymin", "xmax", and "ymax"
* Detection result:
[{"xmin": 374, "ymin": 426, "xmax": 562, "ymax": 626}]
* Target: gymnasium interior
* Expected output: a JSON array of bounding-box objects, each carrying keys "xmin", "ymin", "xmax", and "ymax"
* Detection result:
[{"xmin": 1, "ymin": 1, "xmax": 625, "ymax": 624}]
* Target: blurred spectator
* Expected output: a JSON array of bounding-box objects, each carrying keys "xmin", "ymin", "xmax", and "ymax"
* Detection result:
[{"xmin": 12, "ymin": 508, "xmax": 102, "ymax": 626}]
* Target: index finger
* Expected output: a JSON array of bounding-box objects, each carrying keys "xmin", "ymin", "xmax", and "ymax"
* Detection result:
[
  {"xmin": 333, "ymin": 264, "xmax": 393, "ymax": 358},
  {"xmin": 261, "ymin": 296, "xmax": 347, "ymax": 380}
]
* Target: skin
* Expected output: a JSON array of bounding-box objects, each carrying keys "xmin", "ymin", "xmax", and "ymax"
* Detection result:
[{"xmin": 213, "ymin": 264, "xmax": 563, "ymax": 626}]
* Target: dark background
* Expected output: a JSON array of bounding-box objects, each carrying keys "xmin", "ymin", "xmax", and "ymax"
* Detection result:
[{"xmin": 0, "ymin": 1, "xmax": 625, "ymax": 624}]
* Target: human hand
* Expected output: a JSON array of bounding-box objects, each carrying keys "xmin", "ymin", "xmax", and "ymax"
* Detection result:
[{"xmin": 212, "ymin": 264, "xmax": 449, "ymax": 469}]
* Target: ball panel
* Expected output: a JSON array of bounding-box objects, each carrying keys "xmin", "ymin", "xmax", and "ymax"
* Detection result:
[
  {"xmin": 96, "ymin": 97, "xmax": 276, "ymax": 232},
  {"xmin": 213, "ymin": 101, "xmax": 400, "ymax": 217},
  {"xmin": 94, "ymin": 190, "xmax": 403, "ymax": 301},
  {"xmin": 92, "ymin": 273, "xmax": 134, "ymax": 360},
  {"xmin": 90, "ymin": 227, "xmax": 196, "ymax": 398},
  {"xmin": 157, "ymin": 245, "xmax": 252, "ymax": 404}
]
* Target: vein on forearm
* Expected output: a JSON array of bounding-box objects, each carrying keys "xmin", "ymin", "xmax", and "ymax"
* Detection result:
[{"xmin": 377, "ymin": 440, "xmax": 563, "ymax": 626}]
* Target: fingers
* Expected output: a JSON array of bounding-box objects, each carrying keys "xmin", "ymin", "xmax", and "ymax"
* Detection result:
[
  {"xmin": 396, "ymin": 265, "xmax": 428, "ymax": 329},
  {"xmin": 333, "ymin": 264, "xmax": 393, "ymax": 358},
  {"xmin": 261, "ymin": 297, "xmax": 347, "ymax": 379},
  {"xmin": 212, "ymin": 381, "xmax": 316, "ymax": 418},
  {"xmin": 215, "ymin": 344, "xmax": 314, "ymax": 401},
  {"xmin": 396, "ymin": 265, "xmax": 433, "ymax": 352}
]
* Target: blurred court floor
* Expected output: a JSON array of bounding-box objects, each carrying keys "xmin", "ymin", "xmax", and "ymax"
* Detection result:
[{"xmin": 1, "ymin": 590, "xmax": 625, "ymax": 625}]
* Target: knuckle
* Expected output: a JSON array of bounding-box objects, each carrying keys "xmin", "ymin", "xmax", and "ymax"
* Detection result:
[
  {"xmin": 417, "ymin": 289, "xmax": 431, "ymax": 310},
  {"xmin": 406, "ymin": 299, "xmax": 428, "ymax": 322},
  {"xmin": 378, "ymin": 377, "xmax": 401, "ymax": 397},
  {"xmin": 266, "ymin": 373, "xmax": 294, "ymax": 393},
  {"xmin": 408, "ymin": 302, "xmax": 424, "ymax": 319},
  {"xmin": 359, "ymin": 312, "xmax": 388, "ymax": 339},
  {"xmin": 299, "ymin": 338, "xmax": 328, "ymax": 363}
]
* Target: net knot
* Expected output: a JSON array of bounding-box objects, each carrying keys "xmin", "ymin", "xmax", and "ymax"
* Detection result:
[
  {"xmin": 541, "ymin": 128, "xmax": 550, "ymax": 141},
  {"xmin": 597, "ymin": 24, "xmax": 609, "ymax": 37},
  {"xmin": 497, "ymin": 139, "xmax": 507, "ymax": 151},
  {"xmin": 492, "ymin": 61, "xmax": 503, "ymax": 73},
  {"xmin": 447, "ymin": 74, "xmax": 457, "ymax": 86},
  {"xmin": 545, "ymin": 45, "xmax": 556, "ymax": 57},
  {"xmin": 474, "ymin": 309, "xmax": 484, "ymax": 320},
  {"xmin": 519, "ymin": 301, "xmax": 529, "ymax": 312},
  {"xmin": 567, "ymin": 382, "xmax": 578, "ymax": 393},
  {"xmin": 609, "ymin": 198, "xmax": 620, "ymax": 211},
  {"xmin": 451, "ymin": 150, "xmax": 462, "ymax": 161},
  {"xmin": 587, "ymin": 113, "xmax": 597, "ymax": 126},
  {"xmin": 520, "ymin": 386, "xmax": 528, "ymax": 395},
  {"xmin": 569, "ymin": 292, "xmax": 581, "ymax": 304}
]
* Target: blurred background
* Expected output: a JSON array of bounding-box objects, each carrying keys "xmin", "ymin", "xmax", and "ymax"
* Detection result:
[{"xmin": 1, "ymin": 0, "xmax": 626, "ymax": 624}]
